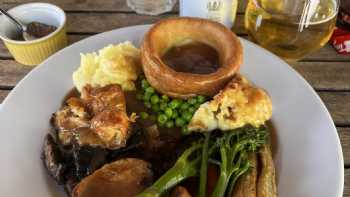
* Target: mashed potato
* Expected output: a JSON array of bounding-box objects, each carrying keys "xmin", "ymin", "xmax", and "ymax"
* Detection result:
[{"xmin": 73, "ymin": 41, "xmax": 141, "ymax": 92}]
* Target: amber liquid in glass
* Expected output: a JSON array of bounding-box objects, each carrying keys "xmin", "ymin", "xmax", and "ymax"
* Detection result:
[{"xmin": 245, "ymin": 0, "xmax": 338, "ymax": 61}]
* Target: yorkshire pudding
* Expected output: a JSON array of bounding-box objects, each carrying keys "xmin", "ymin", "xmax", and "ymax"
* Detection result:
[{"xmin": 141, "ymin": 17, "xmax": 243, "ymax": 99}]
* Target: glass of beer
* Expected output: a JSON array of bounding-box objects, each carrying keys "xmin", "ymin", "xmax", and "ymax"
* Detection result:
[{"xmin": 245, "ymin": 0, "xmax": 339, "ymax": 61}]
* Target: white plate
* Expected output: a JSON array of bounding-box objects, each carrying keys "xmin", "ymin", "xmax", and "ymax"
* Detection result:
[{"xmin": 0, "ymin": 25, "xmax": 343, "ymax": 197}]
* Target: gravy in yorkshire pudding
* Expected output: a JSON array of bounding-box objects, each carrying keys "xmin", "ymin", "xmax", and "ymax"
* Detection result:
[
  {"xmin": 141, "ymin": 17, "xmax": 242, "ymax": 99},
  {"xmin": 162, "ymin": 41, "xmax": 220, "ymax": 74}
]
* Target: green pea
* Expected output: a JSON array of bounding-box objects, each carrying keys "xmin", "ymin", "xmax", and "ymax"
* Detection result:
[
  {"xmin": 188, "ymin": 98, "xmax": 197, "ymax": 105},
  {"xmin": 172, "ymin": 110, "xmax": 179, "ymax": 119},
  {"xmin": 143, "ymin": 91, "xmax": 152, "ymax": 101},
  {"xmin": 150, "ymin": 94, "xmax": 160, "ymax": 104},
  {"xmin": 152, "ymin": 104, "xmax": 160, "ymax": 112},
  {"xmin": 175, "ymin": 117, "xmax": 186, "ymax": 127},
  {"xmin": 165, "ymin": 120, "xmax": 174, "ymax": 128},
  {"xmin": 197, "ymin": 95, "xmax": 206, "ymax": 103},
  {"xmin": 140, "ymin": 112, "xmax": 149, "ymax": 119},
  {"xmin": 136, "ymin": 93, "xmax": 143, "ymax": 100},
  {"xmin": 157, "ymin": 114, "xmax": 168, "ymax": 125},
  {"xmin": 144, "ymin": 101, "xmax": 152, "ymax": 109},
  {"xmin": 165, "ymin": 108, "xmax": 173, "ymax": 118},
  {"xmin": 161, "ymin": 95, "xmax": 169, "ymax": 102},
  {"xmin": 145, "ymin": 86, "xmax": 155, "ymax": 94},
  {"xmin": 189, "ymin": 106, "xmax": 196, "ymax": 113},
  {"xmin": 181, "ymin": 126, "xmax": 191, "ymax": 136},
  {"xmin": 141, "ymin": 79, "xmax": 149, "ymax": 89},
  {"xmin": 160, "ymin": 102, "xmax": 167, "ymax": 111},
  {"xmin": 169, "ymin": 99, "xmax": 181, "ymax": 109},
  {"xmin": 182, "ymin": 111, "xmax": 193, "ymax": 122},
  {"xmin": 180, "ymin": 102, "xmax": 190, "ymax": 111}
]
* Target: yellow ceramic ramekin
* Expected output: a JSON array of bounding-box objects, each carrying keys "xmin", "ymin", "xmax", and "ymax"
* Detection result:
[{"xmin": 0, "ymin": 3, "xmax": 67, "ymax": 66}]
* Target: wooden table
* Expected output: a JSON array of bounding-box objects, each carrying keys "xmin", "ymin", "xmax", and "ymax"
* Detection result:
[{"xmin": 0, "ymin": 0, "xmax": 349, "ymax": 196}]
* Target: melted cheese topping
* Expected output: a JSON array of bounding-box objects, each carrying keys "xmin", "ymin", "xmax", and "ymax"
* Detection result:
[{"xmin": 188, "ymin": 74, "xmax": 272, "ymax": 132}]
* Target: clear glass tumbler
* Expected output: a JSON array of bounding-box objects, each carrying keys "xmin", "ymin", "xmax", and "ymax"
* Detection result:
[{"xmin": 127, "ymin": 0, "xmax": 176, "ymax": 16}]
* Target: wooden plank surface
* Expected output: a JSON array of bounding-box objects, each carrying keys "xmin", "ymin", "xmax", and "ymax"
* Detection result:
[
  {"xmin": 0, "ymin": 60, "xmax": 32, "ymax": 88},
  {"xmin": 346, "ymin": 169, "xmax": 350, "ymax": 196},
  {"xmin": 0, "ymin": 12, "xmax": 350, "ymax": 51},
  {"xmin": 291, "ymin": 62, "xmax": 350, "ymax": 91},
  {"xmin": 0, "ymin": 12, "xmax": 244, "ymax": 34},
  {"xmin": 0, "ymin": 90, "xmax": 10, "ymax": 102},
  {"xmin": 0, "ymin": 13, "xmax": 348, "ymax": 61},
  {"xmin": 305, "ymin": 44, "xmax": 350, "ymax": 61},
  {"xmin": 343, "ymin": 169, "xmax": 350, "ymax": 197},
  {"xmin": 339, "ymin": 127, "xmax": 350, "ymax": 166},
  {"xmin": 319, "ymin": 92, "xmax": 350, "ymax": 126},
  {"xmin": 66, "ymin": 13, "xmax": 176, "ymax": 33},
  {"xmin": 1, "ymin": 34, "xmax": 347, "ymax": 61},
  {"xmin": 1, "ymin": 0, "xmax": 180, "ymax": 12},
  {"xmin": 1, "ymin": 0, "xmax": 248, "ymax": 13}
]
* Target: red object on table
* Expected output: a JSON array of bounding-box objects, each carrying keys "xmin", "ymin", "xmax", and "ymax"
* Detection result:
[
  {"xmin": 330, "ymin": 0, "xmax": 350, "ymax": 54},
  {"xmin": 330, "ymin": 27, "xmax": 350, "ymax": 54}
]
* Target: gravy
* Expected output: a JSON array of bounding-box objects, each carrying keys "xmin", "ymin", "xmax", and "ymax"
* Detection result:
[{"xmin": 162, "ymin": 42, "xmax": 220, "ymax": 74}]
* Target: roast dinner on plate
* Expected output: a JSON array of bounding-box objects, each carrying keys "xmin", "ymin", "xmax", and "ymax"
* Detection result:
[{"xmin": 42, "ymin": 17, "xmax": 277, "ymax": 197}]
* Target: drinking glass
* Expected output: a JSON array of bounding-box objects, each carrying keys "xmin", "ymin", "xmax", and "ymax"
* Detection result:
[
  {"xmin": 245, "ymin": 0, "xmax": 339, "ymax": 61},
  {"xmin": 127, "ymin": 0, "xmax": 176, "ymax": 15}
]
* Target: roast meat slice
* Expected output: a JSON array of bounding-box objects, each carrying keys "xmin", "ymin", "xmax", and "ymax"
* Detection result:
[
  {"xmin": 81, "ymin": 84, "xmax": 126, "ymax": 114},
  {"xmin": 72, "ymin": 158, "xmax": 153, "ymax": 197}
]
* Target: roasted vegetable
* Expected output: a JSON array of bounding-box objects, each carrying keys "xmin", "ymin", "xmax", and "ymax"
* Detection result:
[
  {"xmin": 71, "ymin": 144, "xmax": 109, "ymax": 180},
  {"xmin": 231, "ymin": 153, "xmax": 258, "ymax": 197},
  {"xmin": 171, "ymin": 186, "xmax": 192, "ymax": 197},
  {"xmin": 257, "ymin": 145, "xmax": 277, "ymax": 197},
  {"xmin": 42, "ymin": 134, "xmax": 66, "ymax": 183}
]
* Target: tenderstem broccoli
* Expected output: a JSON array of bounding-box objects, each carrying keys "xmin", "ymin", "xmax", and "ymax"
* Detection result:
[
  {"xmin": 137, "ymin": 126, "xmax": 268, "ymax": 197},
  {"xmin": 136, "ymin": 142, "xmax": 203, "ymax": 197},
  {"xmin": 211, "ymin": 126, "xmax": 268, "ymax": 197}
]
